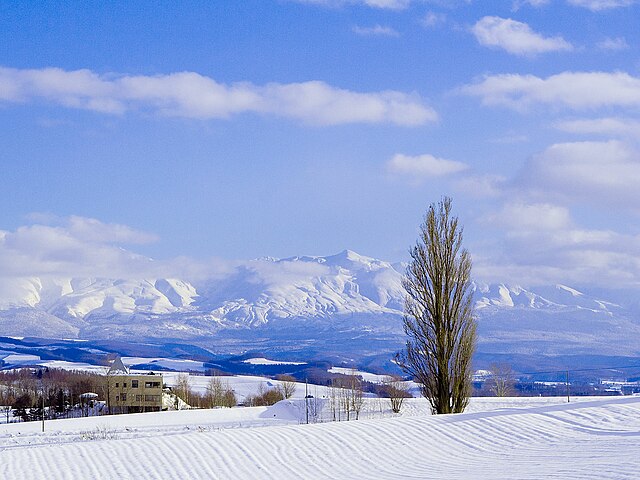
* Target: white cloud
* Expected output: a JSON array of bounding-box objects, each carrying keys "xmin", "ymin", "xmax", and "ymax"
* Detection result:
[
  {"xmin": 512, "ymin": 0, "xmax": 551, "ymax": 9},
  {"xmin": 454, "ymin": 174, "xmax": 507, "ymax": 198},
  {"xmin": 22, "ymin": 214, "xmax": 158, "ymax": 244},
  {"xmin": 489, "ymin": 133, "xmax": 529, "ymax": 144},
  {"xmin": 387, "ymin": 153, "xmax": 468, "ymax": 178},
  {"xmin": 0, "ymin": 66, "xmax": 436, "ymax": 126},
  {"xmin": 292, "ymin": 0, "xmax": 411, "ymax": 9},
  {"xmin": 462, "ymin": 71, "xmax": 640, "ymax": 110},
  {"xmin": 0, "ymin": 216, "xmax": 231, "ymax": 281},
  {"xmin": 364, "ymin": 0, "xmax": 411, "ymax": 7},
  {"xmin": 597, "ymin": 37, "xmax": 629, "ymax": 51},
  {"xmin": 554, "ymin": 117, "xmax": 640, "ymax": 137},
  {"xmin": 0, "ymin": 223, "xmax": 152, "ymax": 279},
  {"xmin": 468, "ymin": 139, "xmax": 640, "ymax": 286},
  {"xmin": 471, "ymin": 16, "xmax": 573, "ymax": 56},
  {"xmin": 488, "ymin": 202, "xmax": 572, "ymax": 231},
  {"xmin": 474, "ymin": 248, "xmax": 640, "ymax": 287},
  {"xmin": 421, "ymin": 11, "xmax": 446, "ymax": 27},
  {"xmin": 568, "ymin": 0, "xmax": 636, "ymax": 11},
  {"xmin": 352, "ymin": 25, "xmax": 400, "ymax": 36},
  {"xmin": 65, "ymin": 216, "xmax": 158, "ymax": 244},
  {"xmin": 475, "ymin": 201, "xmax": 640, "ymax": 287},
  {"xmin": 518, "ymin": 140, "xmax": 640, "ymax": 206}
]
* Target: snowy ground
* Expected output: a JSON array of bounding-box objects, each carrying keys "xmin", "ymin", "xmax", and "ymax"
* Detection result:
[
  {"xmin": 1, "ymin": 395, "xmax": 639, "ymax": 479},
  {"xmin": 328, "ymin": 366, "xmax": 388, "ymax": 383}
]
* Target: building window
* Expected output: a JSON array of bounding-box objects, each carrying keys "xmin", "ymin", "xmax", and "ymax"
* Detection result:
[
  {"xmin": 123, "ymin": 382, "xmax": 127, "ymax": 388},
  {"xmin": 135, "ymin": 395, "xmax": 143, "ymax": 402},
  {"xmin": 145, "ymin": 381, "xmax": 161, "ymax": 388},
  {"xmin": 132, "ymin": 380, "xmax": 139, "ymax": 388},
  {"xmin": 121, "ymin": 393, "xmax": 127, "ymax": 401},
  {"xmin": 115, "ymin": 382, "xmax": 119, "ymax": 387},
  {"xmin": 144, "ymin": 395, "xmax": 160, "ymax": 402},
  {"xmin": 115, "ymin": 395, "xmax": 119, "ymax": 401}
]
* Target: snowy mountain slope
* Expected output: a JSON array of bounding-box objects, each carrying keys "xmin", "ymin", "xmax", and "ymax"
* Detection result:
[
  {"xmin": 0, "ymin": 276, "xmax": 198, "ymax": 317},
  {"xmin": 196, "ymin": 250, "xmax": 405, "ymax": 327},
  {"xmin": 474, "ymin": 282, "xmax": 622, "ymax": 314},
  {"xmin": 0, "ymin": 250, "xmax": 637, "ymax": 358},
  {"xmin": 0, "ymin": 308, "xmax": 80, "ymax": 338}
]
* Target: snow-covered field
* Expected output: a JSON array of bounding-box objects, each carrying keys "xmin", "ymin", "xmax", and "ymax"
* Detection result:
[
  {"xmin": 1, "ymin": 395, "xmax": 639, "ymax": 479},
  {"xmin": 328, "ymin": 366, "xmax": 388, "ymax": 383},
  {"xmin": 243, "ymin": 357, "xmax": 307, "ymax": 366}
]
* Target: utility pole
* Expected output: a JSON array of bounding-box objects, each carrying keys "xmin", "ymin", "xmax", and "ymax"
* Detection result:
[
  {"xmin": 41, "ymin": 392, "xmax": 45, "ymax": 432},
  {"xmin": 566, "ymin": 370, "xmax": 570, "ymax": 403},
  {"xmin": 37, "ymin": 368, "xmax": 45, "ymax": 433},
  {"xmin": 305, "ymin": 378, "xmax": 309, "ymax": 425}
]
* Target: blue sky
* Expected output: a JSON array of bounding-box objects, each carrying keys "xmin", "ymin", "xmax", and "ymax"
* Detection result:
[{"xmin": 1, "ymin": 0, "xmax": 640, "ymax": 288}]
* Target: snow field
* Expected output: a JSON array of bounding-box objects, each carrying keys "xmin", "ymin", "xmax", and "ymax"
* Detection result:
[
  {"xmin": 1, "ymin": 396, "xmax": 639, "ymax": 479},
  {"xmin": 242, "ymin": 357, "xmax": 306, "ymax": 366}
]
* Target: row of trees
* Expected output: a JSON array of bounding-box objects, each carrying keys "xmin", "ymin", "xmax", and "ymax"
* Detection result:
[
  {"xmin": 0, "ymin": 368, "xmax": 107, "ymax": 422},
  {"xmin": 0, "ymin": 366, "xmax": 413, "ymax": 423},
  {"xmin": 297, "ymin": 373, "xmax": 412, "ymax": 424},
  {"xmin": 327, "ymin": 375, "xmax": 364, "ymax": 421},
  {"xmin": 169, "ymin": 373, "xmax": 299, "ymax": 409},
  {"xmin": 168, "ymin": 370, "xmax": 412, "ymax": 419},
  {"xmin": 172, "ymin": 374, "xmax": 238, "ymax": 409}
]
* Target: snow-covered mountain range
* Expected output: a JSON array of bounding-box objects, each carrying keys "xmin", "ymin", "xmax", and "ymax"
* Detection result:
[{"xmin": 0, "ymin": 250, "xmax": 638, "ymax": 358}]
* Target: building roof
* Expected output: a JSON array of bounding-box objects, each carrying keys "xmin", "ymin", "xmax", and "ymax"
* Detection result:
[{"xmin": 107, "ymin": 356, "xmax": 129, "ymax": 375}]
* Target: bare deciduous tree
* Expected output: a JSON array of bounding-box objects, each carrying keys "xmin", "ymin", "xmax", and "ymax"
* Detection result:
[
  {"xmin": 304, "ymin": 385, "xmax": 322, "ymax": 424},
  {"xmin": 397, "ymin": 197, "xmax": 477, "ymax": 415},
  {"xmin": 276, "ymin": 375, "xmax": 297, "ymax": 399},
  {"xmin": 333, "ymin": 371, "xmax": 364, "ymax": 421},
  {"xmin": 328, "ymin": 380, "xmax": 339, "ymax": 422},
  {"xmin": 207, "ymin": 376, "xmax": 237, "ymax": 408},
  {"xmin": 489, "ymin": 363, "xmax": 514, "ymax": 397},
  {"xmin": 348, "ymin": 373, "xmax": 364, "ymax": 420},
  {"xmin": 244, "ymin": 384, "xmax": 284, "ymax": 407},
  {"xmin": 174, "ymin": 374, "xmax": 192, "ymax": 407},
  {"xmin": 382, "ymin": 375, "xmax": 411, "ymax": 414}
]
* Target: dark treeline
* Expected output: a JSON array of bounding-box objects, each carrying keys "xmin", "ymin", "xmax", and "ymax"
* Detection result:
[{"xmin": 0, "ymin": 368, "xmax": 107, "ymax": 422}]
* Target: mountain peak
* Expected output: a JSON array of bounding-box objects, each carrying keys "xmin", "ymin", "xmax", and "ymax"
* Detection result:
[
  {"xmin": 324, "ymin": 249, "xmax": 375, "ymax": 266},
  {"xmin": 336, "ymin": 249, "xmax": 364, "ymax": 260},
  {"xmin": 556, "ymin": 284, "xmax": 583, "ymax": 296}
]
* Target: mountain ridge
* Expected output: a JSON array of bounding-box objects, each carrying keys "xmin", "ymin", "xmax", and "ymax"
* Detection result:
[{"xmin": 0, "ymin": 250, "xmax": 637, "ymax": 358}]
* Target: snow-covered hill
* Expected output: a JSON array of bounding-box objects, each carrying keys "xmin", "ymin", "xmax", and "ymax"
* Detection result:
[
  {"xmin": 2, "ymin": 396, "xmax": 639, "ymax": 479},
  {"xmin": 0, "ymin": 250, "xmax": 638, "ymax": 358}
]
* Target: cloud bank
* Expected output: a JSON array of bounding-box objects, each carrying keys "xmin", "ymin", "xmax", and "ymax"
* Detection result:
[
  {"xmin": 568, "ymin": 0, "xmax": 636, "ymax": 11},
  {"xmin": 352, "ymin": 25, "xmax": 400, "ymax": 36},
  {"xmin": 0, "ymin": 216, "xmax": 230, "ymax": 281},
  {"xmin": 472, "ymin": 16, "xmax": 572, "ymax": 56},
  {"xmin": 518, "ymin": 140, "xmax": 640, "ymax": 206},
  {"xmin": 476, "ymin": 201, "xmax": 640, "ymax": 287},
  {"xmin": 387, "ymin": 153, "xmax": 468, "ymax": 178},
  {"xmin": 0, "ymin": 66, "xmax": 436, "ymax": 126},
  {"xmin": 462, "ymin": 71, "xmax": 640, "ymax": 110},
  {"xmin": 292, "ymin": 0, "xmax": 411, "ymax": 9},
  {"xmin": 554, "ymin": 117, "xmax": 640, "ymax": 137}
]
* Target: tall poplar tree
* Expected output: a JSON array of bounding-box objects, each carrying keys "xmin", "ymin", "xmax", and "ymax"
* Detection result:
[{"xmin": 397, "ymin": 197, "xmax": 476, "ymax": 414}]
